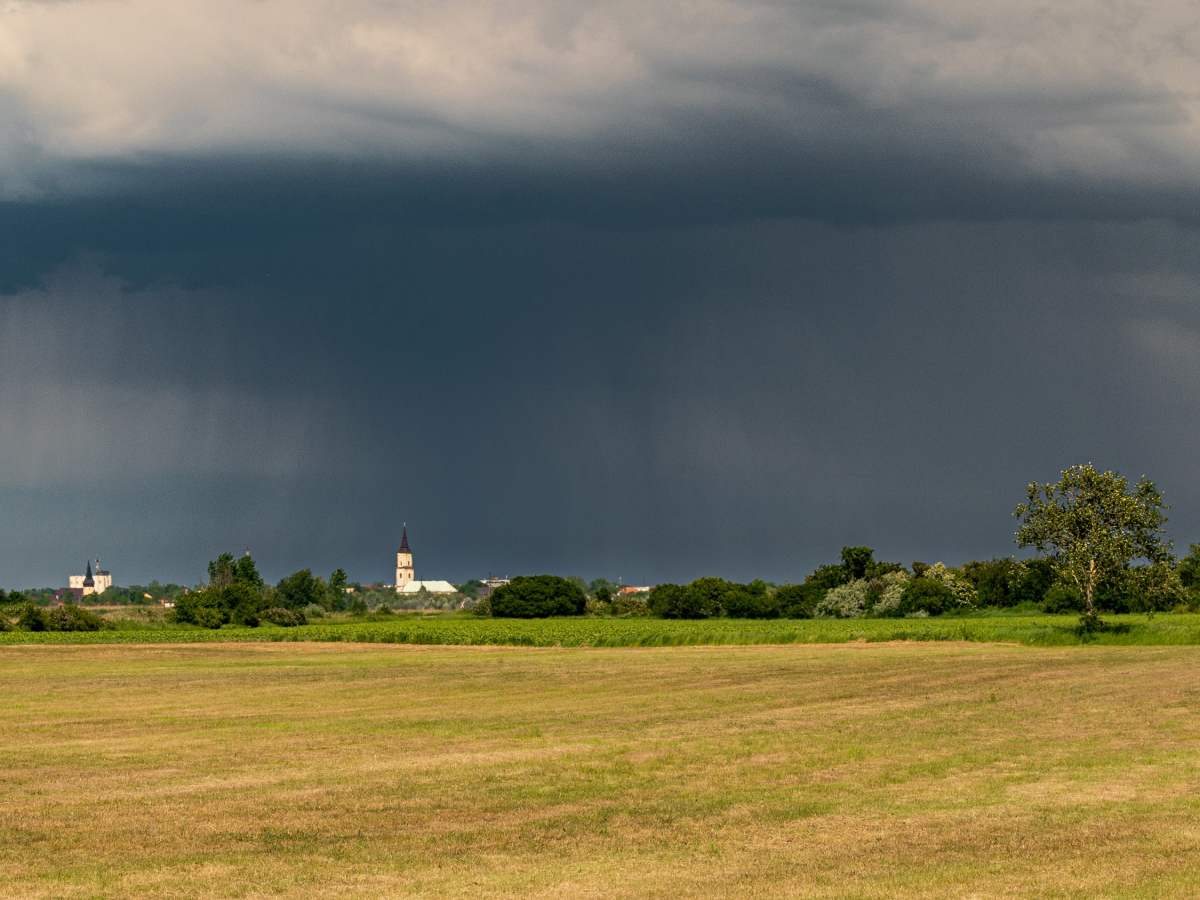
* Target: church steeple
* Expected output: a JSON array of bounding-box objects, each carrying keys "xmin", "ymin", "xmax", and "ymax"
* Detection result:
[
  {"xmin": 83, "ymin": 560, "xmax": 94, "ymax": 588},
  {"xmin": 395, "ymin": 523, "xmax": 414, "ymax": 592}
]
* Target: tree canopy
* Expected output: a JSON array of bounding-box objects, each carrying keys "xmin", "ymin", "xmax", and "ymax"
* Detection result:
[
  {"xmin": 490, "ymin": 575, "xmax": 587, "ymax": 618},
  {"xmin": 1014, "ymin": 464, "xmax": 1173, "ymax": 617},
  {"xmin": 274, "ymin": 569, "xmax": 321, "ymax": 611}
]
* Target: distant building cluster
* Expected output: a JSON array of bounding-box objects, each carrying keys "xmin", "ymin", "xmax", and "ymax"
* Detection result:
[{"xmin": 474, "ymin": 575, "xmax": 511, "ymax": 600}]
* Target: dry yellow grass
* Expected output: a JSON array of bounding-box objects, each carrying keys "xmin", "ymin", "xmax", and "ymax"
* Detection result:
[{"xmin": 2, "ymin": 642, "xmax": 1199, "ymax": 898}]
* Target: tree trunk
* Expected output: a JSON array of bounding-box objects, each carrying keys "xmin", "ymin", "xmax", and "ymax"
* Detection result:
[{"xmin": 1086, "ymin": 558, "xmax": 1096, "ymax": 616}]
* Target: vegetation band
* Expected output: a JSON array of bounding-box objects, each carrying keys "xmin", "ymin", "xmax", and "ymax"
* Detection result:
[{"xmin": 4, "ymin": 613, "xmax": 1200, "ymax": 646}]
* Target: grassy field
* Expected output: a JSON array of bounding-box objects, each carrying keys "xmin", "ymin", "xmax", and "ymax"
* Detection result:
[
  {"xmin": 6, "ymin": 611, "xmax": 1200, "ymax": 646},
  {"xmin": 2, "ymin": 642, "xmax": 1199, "ymax": 898}
]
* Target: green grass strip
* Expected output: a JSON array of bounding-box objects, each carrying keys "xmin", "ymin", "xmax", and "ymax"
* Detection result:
[{"xmin": 3, "ymin": 613, "xmax": 1200, "ymax": 647}]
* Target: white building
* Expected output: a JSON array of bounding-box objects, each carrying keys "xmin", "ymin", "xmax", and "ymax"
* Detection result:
[
  {"xmin": 69, "ymin": 559, "xmax": 112, "ymax": 596},
  {"xmin": 394, "ymin": 526, "xmax": 458, "ymax": 594},
  {"xmin": 398, "ymin": 580, "xmax": 458, "ymax": 595}
]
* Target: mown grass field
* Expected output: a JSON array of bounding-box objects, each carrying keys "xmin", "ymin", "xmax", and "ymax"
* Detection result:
[
  {"xmin": 6, "ymin": 611, "xmax": 1200, "ymax": 646},
  {"xmin": 2, "ymin": 642, "xmax": 1199, "ymax": 898}
]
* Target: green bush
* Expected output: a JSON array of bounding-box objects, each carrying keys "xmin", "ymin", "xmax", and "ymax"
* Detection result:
[
  {"xmin": 0, "ymin": 597, "xmax": 16, "ymax": 632},
  {"xmin": 17, "ymin": 604, "xmax": 47, "ymax": 631},
  {"xmin": 43, "ymin": 605, "xmax": 107, "ymax": 632},
  {"xmin": 775, "ymin": 583, "xmax": 823, "ymax": 618},
  {"xmin": 611, "ymin": 594, "xmax": 650, "ymax": 617},
  {"xmin": 261, "ymin": 607, "xmax": 307, "ymax": 627},
  {"xmin": 899, "ymin": 578, "xmax": 955, "ymax": 616},
  {"xmin": 1093, "ymin": 564, "xmax": 1185, "ymax": 614},
  {"xmin": 1015, "ymin": 559, "xmax": 1058, "ymax": 606},
  {"xmin": 866, "ymin": 572, "xmax": 911, "ymax": 617},
  {"xmin": 649, "ymin": 581, "xmax": 721, "ymax": 619},
  {"xmin": 1183, "ymin": 587, "xmax": 1200, "ymax": 613},
  {"xmin": 806, "ymin": 547, "xmax": 905, "ymax": 591},
  {"xmin": 192, "ymin": 607, "xmax": 226, "ymax": 629},
  {"xmin": 963, "ymin": 558, "xmax": 1022, "ymax": 607},
  {"xmin": 172, "ymin": 589, "xmax": 228, "ymax": 627},
  {"xmin": 815, "ymin": 579, "xmax": 869, "ymax": 618},
  {"xmin": 226, "ymin": 582, "xmax": 263, "ymax": 626},
  {"xmin": 275, "ymin": 569, "xmax": 321, "ymax": 611},
  {"xmin": 171, "ymin": 553, "xmax": 270, "ymax": 627},
  {"xmin": 490, "ymin": 575, "xmax": 587, "ymax": 618},
  {"xmin": 688, "ymin": 578, "xmax": 730, "ymax": 617},
  {"xmin": 1092, "ymin": 580, "xmax": 1132, "ymax": 614},
  {"xmin": 1179, "ymin": 543, "xmax": 1200, "ymax": 589},
  {"xmin": 472, "ymin": 597, "xmax": 492, "ymax": 616},
  {"xmin": 1041, "ymin": 583, "xmax": 1084, "ymax": 613},
  {"xmin": 721, "ymin": 580, "xmax": 779, "ymax": 619}
]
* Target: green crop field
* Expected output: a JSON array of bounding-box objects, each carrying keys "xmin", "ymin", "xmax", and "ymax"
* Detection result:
[
  {"xmin": 2, "ymin": 641, "xmax": 1199, "ymax": 898},
  {"xmin": 5, "ymin": 611, "xmax": 1200, "ymax": 646}
]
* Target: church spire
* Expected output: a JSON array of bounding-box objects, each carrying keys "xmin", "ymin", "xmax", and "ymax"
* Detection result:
[{"xmin": 395, "ymin": 524, "xmax": 414, "ymax": 593}]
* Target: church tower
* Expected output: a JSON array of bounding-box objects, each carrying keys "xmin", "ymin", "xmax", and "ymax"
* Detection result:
[{"xmin": 395, "ymin": 525, "xmax": 414, "ymax": 592}]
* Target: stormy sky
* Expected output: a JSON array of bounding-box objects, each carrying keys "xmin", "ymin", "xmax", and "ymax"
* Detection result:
[{"xmin": 2, "ymin": 0, "xmax": 1200, "ymax": 588}]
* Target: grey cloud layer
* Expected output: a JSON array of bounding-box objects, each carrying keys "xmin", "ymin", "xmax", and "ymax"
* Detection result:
[{"xmin": 0, "ymin": 0, "xmax": 1197, "ymax": 197}]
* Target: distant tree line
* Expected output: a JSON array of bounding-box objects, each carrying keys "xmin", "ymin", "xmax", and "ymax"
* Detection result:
[
  {"xmin": 0, "ymin": 555, "xmax": 486, "ymax": 630},
  {"xmin": 1, "ymin": 464, "xmax": 1191, "ymax": 629},
  {"xmin": 477, "ymin": 467, "xmax": 1196, "ymax": 621},
  {"xmin": 14, "ymin": 581, "xmax": 190, "ymax": 608},
  {"xmin": 167, "ymin": 553, "xmax": 353, "ymax": 628},
  {"xmin": 170, "ymin": 555, "xmax": 481, "ymax": 627},
  {"xmin": 474, "ymin": 542, "xmax": 1199, "ymax": 622}
]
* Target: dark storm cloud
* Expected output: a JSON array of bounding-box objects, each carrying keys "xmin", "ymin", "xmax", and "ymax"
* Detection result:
[
  {"xmin": 1, "ymin": 0, "xmax": 1199, "ymax": 589},
  {"xmin": 5, "ymin": 215, "xmax": 1200, "ymax": 587}
]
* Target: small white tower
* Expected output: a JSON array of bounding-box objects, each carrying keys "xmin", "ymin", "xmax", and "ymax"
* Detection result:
[{"xmin": 395, "ymin": 525, "xmax": 414, "ymax": 592}]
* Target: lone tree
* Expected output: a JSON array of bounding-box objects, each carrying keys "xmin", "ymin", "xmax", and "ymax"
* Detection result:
[{"xmin": 1014, "ymin": 464, "xmax": 1172, "ymax": 617}]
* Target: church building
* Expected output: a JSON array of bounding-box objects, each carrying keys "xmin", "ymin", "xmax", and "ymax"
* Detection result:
[
  {"xmin": 394, "ymin": 526, "xmax": 457, "ymax": 594},
  {"xmin": 69, "ymin": 559, "xmax": 112, "ymax": 596}
]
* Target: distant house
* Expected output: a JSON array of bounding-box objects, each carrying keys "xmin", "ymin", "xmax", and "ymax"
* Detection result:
[
  {"xmin": 54, "ymin": 587, "xmax": 84, "ymax": 603},
  {"xmin": 476, "ymin": 574, "xmax": 511, "ymax": 599},
  {"xmin": 617, "ymin": 586, "xmax": 654, "ymax": 595}
]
